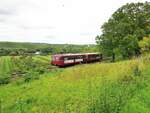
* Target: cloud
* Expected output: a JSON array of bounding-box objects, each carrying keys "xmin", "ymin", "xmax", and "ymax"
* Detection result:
[
  {"xmin": 0, "ymin": 1, "xmax": 18, "ymax": 23},
  {"xmin": 0, "ymin": 8, "xmax": 14, "ymax": 15},
  {"xmin": 0, "ymin": 0, "xmax": 148, "ymax": 44},
  {"xmin": 0, "ymin": 18, "xmax": 6, "ymax": 22},
  {"xmin": 80, "ymin": 32, "xmax": 97, "ymax": 36},
  {"xmin": 20, "ymin": 25, "xmax": 55, "ymax": 30}
]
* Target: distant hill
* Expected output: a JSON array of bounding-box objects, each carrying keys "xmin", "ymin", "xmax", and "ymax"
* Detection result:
[
  {"xmin": 0, "ymin": 42, "xmax": 97, "ymax": 55},
  {"xmin": 0, "ymin": 42, "xmax": 54, "ymax": 49},
  {"xmin": 0, "ymin": 41, "xmax": 95, "ymax": 49}
]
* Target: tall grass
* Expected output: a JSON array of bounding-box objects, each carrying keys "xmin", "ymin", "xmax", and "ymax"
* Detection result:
[{"xmin": 0, "ymin": 56, "xmax": 149, "ymax": 113}]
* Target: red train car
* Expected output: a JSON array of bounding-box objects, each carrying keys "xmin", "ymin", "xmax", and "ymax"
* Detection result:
[{"xmin": 51, "ymin": 53, "xmax": 102, "ymax": 67}]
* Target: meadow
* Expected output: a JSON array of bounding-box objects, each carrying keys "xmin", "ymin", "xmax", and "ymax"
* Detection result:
[
  {"xmin": 0, "ymin": 55, "xmax": 52, "ymax": 85},
  {"xmin": 0, "ymin": 55, "xmax": 150, "ymax": 113}
]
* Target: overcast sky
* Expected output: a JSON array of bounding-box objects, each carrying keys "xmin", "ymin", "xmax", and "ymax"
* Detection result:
[{"xmin": 0, "ymin": 0, "xmax": 148, "ymax": 44}]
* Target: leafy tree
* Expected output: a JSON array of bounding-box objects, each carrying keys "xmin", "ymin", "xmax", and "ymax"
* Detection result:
[
  {"xmin": 119, "ymin": 35, "xmax": 138, "ymax": 58},
  {"xmin": 96, "ymin": 2, "xmax": 150, "ymax": 61},
  {"xmin": 138, "ymin": 36, "xmax": 150, "ymax": 53}
]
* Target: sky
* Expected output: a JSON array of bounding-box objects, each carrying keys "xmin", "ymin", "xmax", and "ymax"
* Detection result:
[{"xmin": 0, "ymin": 0, "xmax": 148, "ymax": 44}]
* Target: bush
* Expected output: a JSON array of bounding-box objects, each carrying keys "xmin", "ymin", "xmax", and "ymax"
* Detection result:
[
  {"xmin": 0, "ymin": 75, "xmax": 10, "ymax": 85},
  {"xmin": 133, "ymin": 65, "xmax": 141, "ymax": 76},
  {"xmin": 24, "ymin": 72, "xmax": 39, "ymax": 82},
  {"xmin": 86, "ymin": 75, "xmax": 142, "ymax": 113},
  {"xmin": 10, "ymin": 56, "xmax": 51, "ymax": 83}
]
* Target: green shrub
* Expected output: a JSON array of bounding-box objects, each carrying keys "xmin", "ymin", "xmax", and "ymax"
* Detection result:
[
  {"xmin": 24, "ymin": 71, "xmax": 39, "ymax": 82},
  {"xmin": 87, "ymin": 75, "xmax": 143, "ymax": 113},
  {"xmin": 0, "ymin": 74, "xmax": 10, "ymax": 85},
  {"xmin": 133, "ymin": 65, "xmax": 141, "ymax": 76},
  {"xmin": 10, "ymin": 56, "xmax": 51, "ymax": 83}
]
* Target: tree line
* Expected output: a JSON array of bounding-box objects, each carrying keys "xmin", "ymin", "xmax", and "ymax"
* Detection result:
[
  {"xmin": 96, "ymin": 2, "xmax": 150, "ymax": 61},
  {"xmin": 0, "ymin": 44, "xmax": 97, "ymax": 56}
]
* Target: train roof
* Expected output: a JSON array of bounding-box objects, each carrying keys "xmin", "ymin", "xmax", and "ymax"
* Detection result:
[{"xmin": 52, "ymin": 53, "xmax": 100, "ymax": 57}]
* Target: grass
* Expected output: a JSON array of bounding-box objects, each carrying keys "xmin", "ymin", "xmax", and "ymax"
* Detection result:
[
  {"xmin": 0, "ymin": 55, "xmax": 150, "ymax": 112},
  {"xmin": 0, "ymin": 57, "xmax": 14, "ymax": 75},
  {"xmin": 33, "ymin": 55, "xmax": 51, "ymax": 63},
  {"xmin": 0, "ymin": 55, "xmax": 52, "ymax": 85},
  {"xmin": 0, "ymin": 56, "xmax": 15, "ymax": 84}
]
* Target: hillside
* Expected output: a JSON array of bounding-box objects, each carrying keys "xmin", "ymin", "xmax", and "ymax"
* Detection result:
[
  {"xmin": 0, "ymin": 42, "xmax": 97, "ymax": 56},
  {"xmin": 0, "ymin": 42, "xmax": 52, "ymax": 49},
  {"xmin": 0, "ymin": 42, "xmax": 96, "ymax": 49},
  {"xmin": 0, "ymin": 55, "xmax": 150, "ymax": 113}
]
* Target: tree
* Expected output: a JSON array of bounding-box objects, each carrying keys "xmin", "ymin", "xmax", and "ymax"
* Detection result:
[
  {"xmin": 119, "ymin": 35, "xmax": 138, "ymax": 58},
  {"xmin": 96, "ymin": 2, "xmax": 150, "ymax": 61},
  {"xmin": 138, "ymin": 36, "xmax": 150, "ymax": 53},
  {"xmin": 96, "ymin": 34, "xmax": 118, "ymax": 62}
]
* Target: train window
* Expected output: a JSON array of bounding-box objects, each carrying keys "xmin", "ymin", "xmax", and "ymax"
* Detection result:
[
  {"xmin": 82, "ymin": 55, "xmax": 86, "ymax": 58},
  {"xmin": 64, "ymin": 57, "xmax": 74, "ymax": 63},
  {"xmin": 88, "ymin": 55, "xmax": 94, "ymax": 58},
  {"xmin": 79, "ymin": 55, "xmax": 84, "ymax": 58},
  {"xmin": 52, "ymin": 56, "xmax": 61, "ymax": 61},
  {"xmin": 96, "ymin": 55, "xmax": 100, "ymax": 59},
  {"xmin": 76, "ymin": 55, "xmax": 84, "ymax": 59},
  {"xmin": 64, "ymin": 57, "xmax": 68, "ymax": 60},
  {"xmin": 64, "ymin": 57, "xmax": 74, "ymax": 60},
  {"xmin": 88, "ymin": 54, "xmax": 100, "ymax": 58},
  {"xmin": 55, "ymin": 57, "xmax": 59, "ymax": 61}
]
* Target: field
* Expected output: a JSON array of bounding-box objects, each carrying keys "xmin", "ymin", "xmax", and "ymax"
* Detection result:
[
  {"xmin": 0, "ymin": 55, "xmax": 52, "ymax": 84},
  {"xmin": 0, "ymin": 55, "xmax": 150, "ymax": 113}
]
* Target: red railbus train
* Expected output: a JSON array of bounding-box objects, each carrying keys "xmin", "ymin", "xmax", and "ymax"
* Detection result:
[{"xmin": 51, "ymin": 53, "xmax": 102, "ymax": 67}]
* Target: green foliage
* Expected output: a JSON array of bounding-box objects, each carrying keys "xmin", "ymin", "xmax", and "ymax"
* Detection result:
[
  {"xmin": 0, "ymin": 55, "xmax": 53, "ymax": 84},
  {"xmin": 96, "ymin": 2, "xmax": 150, "ymax": 60},
  {"xmin": 0, "ymin": 42, "xmax": 98, "ymax": 56},
  {"xmin": 139, "ymin": 36, "xmax": 150, "ymax": 53},
  {"xmin": 119, "ymin": 35, "xmax": 138, "ymax": 58},
  {"xmin": 0, "ymin": 55, "xmax": 149, "ymax": 113},
  {"xmin": 133, "ymin": 65, "xmax": 141, "ymax": 76},
  {"xmin": 0, "ymin": 75, "xmax": 10, "ymax": 85},
  {"xmin": 86, "ymin": 74, "xmax": 144, "ymax": 113}
]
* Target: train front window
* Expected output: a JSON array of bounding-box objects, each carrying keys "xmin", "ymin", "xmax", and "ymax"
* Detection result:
[
  {"xmin": 53, "ymin": 56, "xmax": 61, "ymax": 61},
  {"xmin": 55, "ymin": 57, "xmax": 59, "ymax": 61}
]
